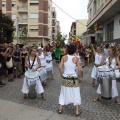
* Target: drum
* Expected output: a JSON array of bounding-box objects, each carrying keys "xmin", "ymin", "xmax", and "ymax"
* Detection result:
[
  {"xmin": 97, "ymin": 66, "xmax": 112, "ymax": 99},
  {"xmin": 25, "ymin": 69, "xmax": 39, "ymax": 99},
  {"xmin": 37, "ymin": 66, "xmax": 48, "ymax": 82}
]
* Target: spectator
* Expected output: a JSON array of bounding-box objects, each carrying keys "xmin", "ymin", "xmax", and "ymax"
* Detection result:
[{"xmin": 13, "ymin": 45, "xmax": 22, "ymax": 78}]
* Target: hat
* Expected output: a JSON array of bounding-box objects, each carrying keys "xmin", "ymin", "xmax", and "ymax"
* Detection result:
[
  {"xmin": 38, "ymin": 47, "xmax": 42, "ymax": 50},
  {"xmin": 25, "ymin": 69, "xmax": 39, "ymax": 78}
]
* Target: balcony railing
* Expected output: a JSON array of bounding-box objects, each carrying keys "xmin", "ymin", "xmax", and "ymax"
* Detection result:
[
  {"xmin": 18, "ymin": 19, "xmax": 28, "ymax": 24},
  {"xmin": 17, "ymin": 5, "xmax": 28, "ymax": 11}
]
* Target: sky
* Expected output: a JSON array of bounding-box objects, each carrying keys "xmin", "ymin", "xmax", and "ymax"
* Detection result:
[{"xmin": 52, "ymin": 0, "xmax": 88, "ymax": 35}]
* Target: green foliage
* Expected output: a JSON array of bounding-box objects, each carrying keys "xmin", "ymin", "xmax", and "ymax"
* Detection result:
[
  {"xmin": 56, "ymin": 32, "xmax": 67, "ymax": 47},
  {"xmin": 0, "ymin": 10, "xmax": 15, "ymax": 43},
  {"xmin": 19, "ymin": 26, "xmax": 28, "ymax": 45}
]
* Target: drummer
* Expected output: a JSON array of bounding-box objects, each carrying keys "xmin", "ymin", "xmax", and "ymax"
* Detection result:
[
  {"xmin": 44, "ymin": 44, "xmax": 54, "ymax": 80},
  {"xmin": 21, "ymin": 47, "xmax": 46, "ymax": 100},
  {"xmin": 37, "ymin": 47, "xmax": 48, "ymax": 85},
  {"xmin": 91, "ymin": 44, "xmax": 102, "ymax": 87},
  {"xmin": 94, "ymin": 47, "xmax": 120, "ymax": 104}
]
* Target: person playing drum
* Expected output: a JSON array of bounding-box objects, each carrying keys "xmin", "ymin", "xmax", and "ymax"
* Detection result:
[
  {"xmin": 37, "ymin": 47, "xmax": 48, "ymax": 85},
  {"xmin": 94, "ymin": 47, "xmax": 120, "ymax": 104},
  {"xmin": 21, "ymin": 47, "xmax": 46, "ymax": 100},
  {"xmin": 58, "ymin": 44, "xmax": 82, "ymax": 116}
]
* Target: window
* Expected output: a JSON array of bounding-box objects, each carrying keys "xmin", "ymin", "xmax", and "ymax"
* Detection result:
[
  {"xmin": 52, "ymin": 35, "xmax": 55, "ymax": 40},
  {"xmin": 22, "ymin": 14, "xmax": 27, "ymax": 19},
  {"xmin": 12, "ymin": 1, "xmax": 16, "ymax": 7},
  {"xmin": 106, "ymin": 21, "xmax": 114, "ymax": 41},
  {"xmin": 2, "ymin": 2, "xmax": 6, "ymax": 7},
  {"xmin": 30, "ymin": 25, "xmax": 38, "ymax": 31},
  {"xmin": 12, "ymin": 14, "xmax": 16, "ymax": 19},
  {"xmin": 30, "ymin": 0, "xmax": 39, "ymax": 6},
  {"xmin": 30, "ymin": 14, "xmax": 38, "ymax": 18},
  {"xmin": 93, "ymin": 0, "xmax": 97, "ymax": 14}
]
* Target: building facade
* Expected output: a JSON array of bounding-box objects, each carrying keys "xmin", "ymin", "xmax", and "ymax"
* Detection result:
[
  {"xmin": 51, "ymin": 7, "xmax": 57, "ymax": 41},
  {"xmin": 87, "ymin": 0, "xmax": 120, "ymax": 44},
  {"xmin": 0, "ymin": 0, "xmax": 52, "ymax": 46},
  {"xmin": 56, "ymin": 21, "xmax": 60, "ymax": 34},
  {"xmin": 69, "ymin": 20, "xmax": 87, "ymax": 37},
  {"xmin": 69, "ymin": 19, "xmax": 87, "ymax": 44}
]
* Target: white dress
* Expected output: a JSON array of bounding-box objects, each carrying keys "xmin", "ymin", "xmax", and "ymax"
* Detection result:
[
  {"xmin": 46, "ymin": 52, "xmax": 53, "ymax": 73},
  {"xmin": 91, "ymin": 53, "xmax": 102, "ymax": 79},
  {"xmin": 21, "ymin": 57, "xmax": 44, "ymax": 94},
  {"xmin": 38, "ymin": 52, "xmax": 48, "ymax": 81},
  {"xmin": 97, "ymin": 57, "xmax": 118, "ymax": 98},
  {"xmin": 59, "ymin": 55, "xmax": 81, "ymax": 106}
]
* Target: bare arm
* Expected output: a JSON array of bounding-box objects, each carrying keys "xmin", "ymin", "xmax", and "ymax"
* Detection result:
[
  {"xmin": 33, "ymin": 56, "xmax": 41, "ymax": 71},
  {"xmin": 76, "ymin": 57, "xmax": 82, "ymax": 79},
  {"xmin": 25, "ymin": 56, "xmax": 30, "ymax": 68},
  {"xmin": 59, "ymin": 56, "xmax": 64, "ymax": 77},
  {"xmin": 100, "ymin": 55, "xmax": 107, "ymax": 66},
  {"xmin": 112, "ymin": 57, "xmax": 120, "ymax": 70},
  {"xmin": 91, "ymin": 44, "xmax": 96, "ymax": 56}
]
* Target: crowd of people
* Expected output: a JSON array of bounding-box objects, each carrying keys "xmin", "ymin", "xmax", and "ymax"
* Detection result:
[{"xmin": 0, "ymin": 41, "xmax": 120, "ymax": 116}]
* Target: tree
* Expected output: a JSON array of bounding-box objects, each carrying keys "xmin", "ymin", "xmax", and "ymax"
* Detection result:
[
  {"xmin": 19, "ymin": 26, "xmax": 28, "ymax": 45},
  {"xmin": 0, "ymin": 10, "xmax": 15, "ymax": 43},
  {"xmin": 56, "ymin": 32, "xmax": 67, "ymax": 47}
]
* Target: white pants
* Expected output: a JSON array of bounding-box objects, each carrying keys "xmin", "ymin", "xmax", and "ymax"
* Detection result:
[
  {"xmin": 97, "ymin": 80, "xmax": 118, "ymax": 98},
  {"xmin": 21, "ymin": 77, "xmax": 44, "ymax": 94}
]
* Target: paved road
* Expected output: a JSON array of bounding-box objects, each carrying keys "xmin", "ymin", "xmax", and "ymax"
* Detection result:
[{"xmin": 0, "ymin": 61, "xmax": 120, "ymax": 120}]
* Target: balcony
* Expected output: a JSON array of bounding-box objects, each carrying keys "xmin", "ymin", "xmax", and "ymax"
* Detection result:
[
  {"xmin": 18, "ymin": 19, "xmax": 28, "ymax": 25},
  {"xmin": 17, "ymin": 5, "xmax": 28, "ymax": 12},
  {"xmin": 87, "ymin": 0, "xmax": 120, "ymax": 28}
]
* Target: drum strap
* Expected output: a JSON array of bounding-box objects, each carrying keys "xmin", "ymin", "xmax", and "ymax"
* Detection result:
[{"xmin": 28, "ymin": 56, "xmax": 36, "ymax": 69}]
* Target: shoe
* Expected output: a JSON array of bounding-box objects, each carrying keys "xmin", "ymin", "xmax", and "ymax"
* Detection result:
[{"xmin": 0, "ymin": 82, "xmax": 6, "ymax": 85}]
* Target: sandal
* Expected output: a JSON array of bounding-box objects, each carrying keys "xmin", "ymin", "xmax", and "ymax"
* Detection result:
[
  {"xmin": 21, "ymin": 96, "xmax": 28, "ymax": 100},
  {"xmin": 8, "ymin": 79, "xmax": 12, "ymax": 82},
  {"xmin": 94, "ymin": 98, "xmax": 100, "ymax": 102},
  {"xmin": 58, "ymin": 109, "xmax": 62, "ymax": 114},
  {"xmin": 75, "ymin": 112, "xmax": 81, "ymax": 116},
  {"xmin": 41, "ymin": 96, "xmax": 46, "ymax": 100},
  {"xmin": 92, "ymin": 83, "xmax": 95, "ymax": 87},
  {"xmin": 115, "ymin": 100, "xmax": 120, "ymax": 105}
]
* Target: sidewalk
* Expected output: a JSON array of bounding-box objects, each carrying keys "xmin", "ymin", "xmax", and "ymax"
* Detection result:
[{"xmin": 0, "ymin": 99, "xmax": 84, "ymax": 120}]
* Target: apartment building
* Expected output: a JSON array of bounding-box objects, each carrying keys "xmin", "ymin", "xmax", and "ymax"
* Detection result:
[
  {"xmin": 0, "ymin": 0, "xmax": 52, "ymax": 46},
  {"xmin": 51, "ymin": 7, "xmax": 57, "ymax": 41},
  {"xmin": 56, "ymin": 21, "xmax": 61, "ymax": 34},
  {"xmin": 87, "ymin": 0, "xmax": 120, "ymax": 43},
  {"xmin": 69, "ymin": 19, "xmax": 87, "ymax": 41}
]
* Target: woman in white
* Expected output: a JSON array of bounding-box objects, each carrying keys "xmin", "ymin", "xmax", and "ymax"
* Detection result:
[
  {"xmin": 91, "ymin": 44, "xmax": 102, "ymax": 87},
  {"xmin": 94, "ymin": 47, "xmax": 120, "ymax": 104},
  {"xmin": 58, "ymin": 44, "xmax": 82, "ymax": 116},
  {"xmin": 37, "ymin": 47, "xmax": 48, "ymax": 84},
  {"xmin": 44, "ymin": 44, "xmax": 54, "ymax": 79},
  {"xmin": 21, "ymin": 47, "xmax": 46, "ymax": 100}
]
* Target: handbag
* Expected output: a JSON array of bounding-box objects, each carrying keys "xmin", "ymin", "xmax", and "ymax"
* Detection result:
[{"xmin": 6, "ymin": 57, "xmax": 13, "ymax": 68}]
